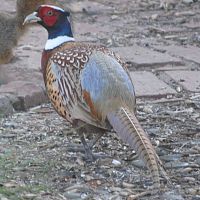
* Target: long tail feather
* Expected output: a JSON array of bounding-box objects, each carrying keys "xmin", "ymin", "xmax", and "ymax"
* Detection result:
[{"xmin": 107, "ymin": 107, "xmax": 161, "ymax": 190}]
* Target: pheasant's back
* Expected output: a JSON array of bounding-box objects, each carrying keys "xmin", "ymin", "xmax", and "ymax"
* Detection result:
[{"xmin": 43, "ymin": 43, "xmax": 130, "ymax": 125}]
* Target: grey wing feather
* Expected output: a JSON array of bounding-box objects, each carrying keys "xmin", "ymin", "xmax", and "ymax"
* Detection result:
[{"xmin": 80, "ymin": 51, "xmax": 136, "ymax": 120}]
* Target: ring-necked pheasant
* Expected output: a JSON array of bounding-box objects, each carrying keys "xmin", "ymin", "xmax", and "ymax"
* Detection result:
[{"xmin": 23, "ymin": 5, "xmax": 168, "ymax": 191}]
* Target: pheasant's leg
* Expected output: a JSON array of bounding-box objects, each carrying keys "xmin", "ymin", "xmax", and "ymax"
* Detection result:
[
  {"xmin": 66, "ymin": 132, "xmax": 104, "ymax": 153},
  {"xmin": 67, "ymin": 131, "xmax": 110, "ymax": 161},
  {"xmin": 89, "ymin": 132, "xmax": 104, "ymax": 148},
  {"xmin": 79, "ymin": 133, "xmax": 95, "ymax": 161}
]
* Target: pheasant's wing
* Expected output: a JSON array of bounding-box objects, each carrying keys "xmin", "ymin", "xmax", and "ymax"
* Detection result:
[
  {"xmin": 80, "ymin": 51, "xmax": 136, "ymax": 121},
  {"xmin": 47, "ymin": 57, "xmax": 105, "ymax": 128},
  {"xmin": 47, "ymin": 49, "xmax": 135, "ymax": 128}
]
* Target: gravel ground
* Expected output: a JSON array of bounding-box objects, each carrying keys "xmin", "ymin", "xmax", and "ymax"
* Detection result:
[{"xmin": 0, "ymin": 94, "xmax": 200, "ymax": 200}]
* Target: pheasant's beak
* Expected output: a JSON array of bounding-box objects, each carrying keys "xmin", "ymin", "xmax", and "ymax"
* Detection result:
[{"xmin": 23, "ymin": 12, "xmax": 41, "ymax": 25}]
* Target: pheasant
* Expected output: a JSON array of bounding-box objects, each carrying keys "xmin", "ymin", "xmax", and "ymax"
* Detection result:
[
  {"xmin": 23, "ymin": 5, "xmax": 168, "ymax": 191},
  {"xmin": 0, "ymin": 0, "xmax": 59, "ymax": 64}
]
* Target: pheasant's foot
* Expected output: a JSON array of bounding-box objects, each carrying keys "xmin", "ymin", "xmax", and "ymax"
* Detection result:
[
  {"xmin": 66, "ymin": 143, "xmax": 111, "ymax": 162},
  {"xmin": 89, "ymin": 132, "xmax": 104, "ymax": 148},
  {"xmin": 67, "ymin": 132, "xmax": 104, "ymax": 153},
  {"xmin": 80, "ymin": 134, "xmax": 95, "ymax": 162}
]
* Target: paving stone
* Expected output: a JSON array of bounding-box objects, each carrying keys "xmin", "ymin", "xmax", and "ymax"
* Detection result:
[
  {"xmin": 74, "ymin": 22, "xmax": 112, "ymax": 36},
  {"xmin": 75, "ymin": 35, "xmax": 98, "ymax": 43},
  {"xmin": 165, "ymin": 71, "xmax": 200, "ymax": 92},
  {"xmin": 156, "ymin": 65, "xmax": 189, "ymax": 71},
  {"xmin": 0, "ymin": 0, "xmax": 15, "ymax": 13},
  {"xmin": 130, "ymin": 71, "xmax": 176, "ymax": 97},
  {"xmin": 68, "ymin": 1, "xmax": 114, "ymax": 14},
  {"xmin": 18, "ymin": 26, "xmax": 47, "ymax": 50},
  {"xmin": 15, "ymin": 26, "xmax": 47, "ymax": 71},
  {"xmin": 155, "ymin": 45, "xmax": 200, "ymax": 64},
  {"xmin": 74, "ymin": 22, "xmax": 112, "ymax": 42},
  {"xmin": 112, "ymin": 45, "xmax": 183, "ymax": 68}
]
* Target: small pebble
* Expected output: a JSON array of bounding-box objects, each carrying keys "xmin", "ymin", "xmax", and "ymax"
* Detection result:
[
  {"xmin": 119, "ymin": 191, "xmax": 129, "ymax": 197},
  {"xmin": 179, "ymin": 167, "xmax": 193, "ymax": 173},
  {"xmin": 187, "ymin": 188, "xmax": 200, "ymax": 195},
  {"xmin": 183, "ymin": 176, "xmax": 195, "ymax": 182},
  {"xmin": 176, "ymin": 86, "xmax": 182, "ymax": 93},
  {"xmin": 175, "ymin": 11, "xmax": 195, "ymax": 16},
  {"xmin": 151, "ymin": 14, "xmax": 159, "ymax": 20},
  {"xmin": 111, "ymin": 15, "xmax": 118, "ymax": 20},
  {"xmin": 64, "ymin": 192, "xmax": 81, "ymax": 199},
  {"xmin": 143, "ymin": 106, "xmax": 153, "ymax": 114},
  {"xmin": 112, "ymin": 159, "xmax": 121, "ymax": 166},
  {"xmin": 22, "ymin": 193, "xmax": 37, "ymax": 199},
  {"xmin": 81, "ymin": 193, "xmax": 88, "ymax": 199},
  {"xmin": 122, "ymin": 182, "xmax": 135, "ymax": 188}
]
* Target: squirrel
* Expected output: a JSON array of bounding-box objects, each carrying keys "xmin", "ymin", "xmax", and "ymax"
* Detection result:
[{"xmin": 0, "ymin": 0, "xmax": 60, "ymax": 64}]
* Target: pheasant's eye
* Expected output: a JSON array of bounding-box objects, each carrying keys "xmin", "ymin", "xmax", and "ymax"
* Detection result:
[{"xmin": 47, "ymin": 10, "xmax": 53, "ymax": 16}]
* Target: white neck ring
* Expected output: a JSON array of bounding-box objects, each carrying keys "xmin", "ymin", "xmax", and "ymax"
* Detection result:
[{"xmin": 45, "ymin": 36, "xmax": 75, "ymax": 50}]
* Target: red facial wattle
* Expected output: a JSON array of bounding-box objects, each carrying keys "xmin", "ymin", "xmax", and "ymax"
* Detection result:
[
  {"xmin": 38, "ymin": 7, "xmax": 59, "ymax": 27},
  {"xmin": 43, "ymin": 15, "xmax": 57, "ymax": 27}
]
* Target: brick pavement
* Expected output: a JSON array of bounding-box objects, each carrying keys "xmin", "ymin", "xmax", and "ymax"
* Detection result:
[
  {"xmin": 112, "ymin": 46, "xmax": 183, "ymax": 68},
  {"xmin": 0, "ymin": 0, "xmax": 199, "ymax": 115}
]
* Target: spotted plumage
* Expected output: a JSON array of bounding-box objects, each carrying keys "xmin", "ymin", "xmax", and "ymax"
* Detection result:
[
  {"xmin": 24, "ymin": 5, "xmax": 170, "ymax": 191},
  {"xmin": 43, "ymin": 42, "xmax": 129, "ymax": 125}
]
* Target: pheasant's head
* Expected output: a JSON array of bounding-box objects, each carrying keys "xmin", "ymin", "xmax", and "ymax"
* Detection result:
[{"xmin": 24, "ymin": 5, "xmax": 74, "ymax": 50}]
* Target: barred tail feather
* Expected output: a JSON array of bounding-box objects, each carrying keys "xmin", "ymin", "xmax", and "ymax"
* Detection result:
[{"xmin": 107, "ymin": 107, "xmax": 160, "ymax": 189}]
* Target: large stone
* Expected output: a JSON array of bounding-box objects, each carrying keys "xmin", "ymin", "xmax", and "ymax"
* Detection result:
[
  {"xmin": 0, "ymin": 81, "xmax": 48, "ymax": 110},
  {"xmin": 112, "ymin": 45, "xmax": 183, "ymax": 68},
  {"xmin": 165, "ymin": 71, "xmax": 200, "ymax": 92},
  {"xmin": 0, "ymin": 95, "xmax": 14, "ymax": 116},
  {"xmin": 130, "ymin": 71, "xmax": 176, "ymax": 97},
  {"xmin": 0, "ymin": 66, "xmax": 9, "ymax": 85}
]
